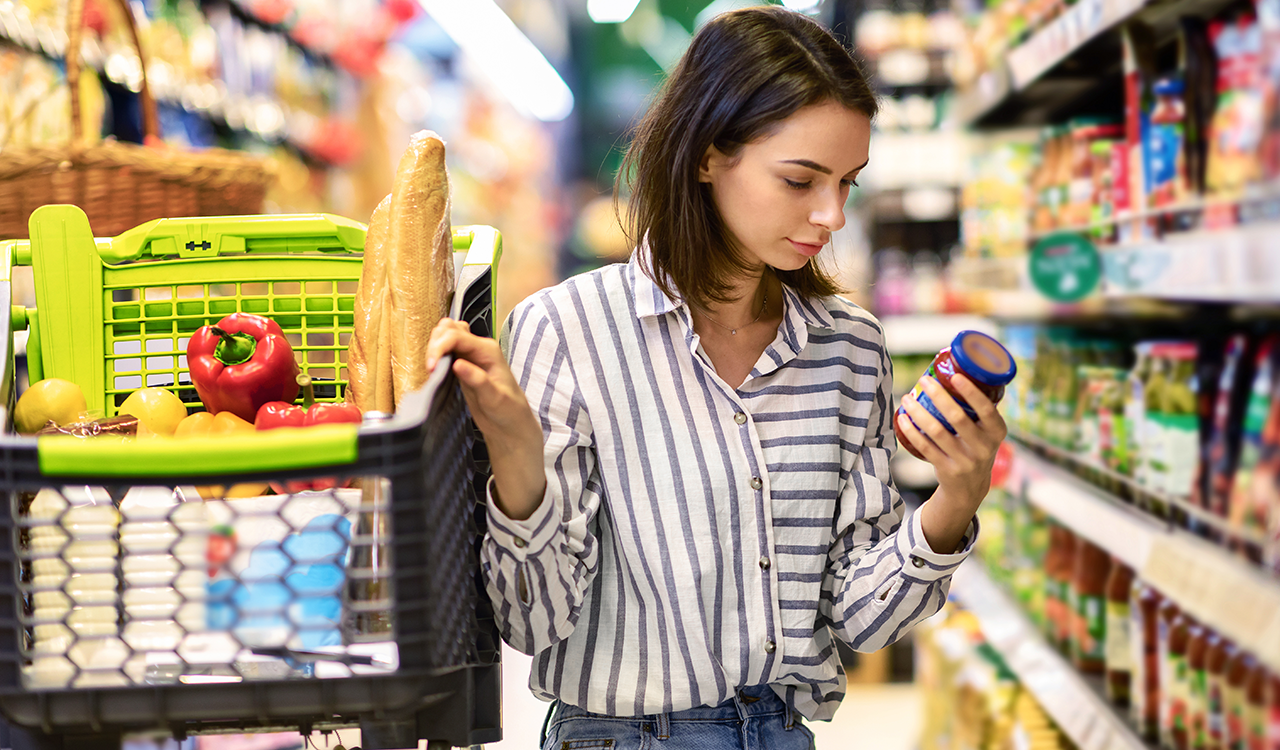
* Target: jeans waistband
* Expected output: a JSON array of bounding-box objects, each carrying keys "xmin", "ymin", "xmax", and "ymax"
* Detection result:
[{"xmin": 555, "ymin": 684, "xmax": 789, "ymax": 723}]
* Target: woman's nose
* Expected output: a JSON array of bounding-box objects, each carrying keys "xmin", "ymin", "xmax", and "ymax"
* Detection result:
[{"xmin": 812, "ymin": 190, "xmax": 847, "ymax": 233}]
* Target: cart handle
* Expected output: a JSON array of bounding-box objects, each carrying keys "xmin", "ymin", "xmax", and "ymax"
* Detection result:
[{"xmin": 37, "ymin": 423, "xmax": 358, "ymax": 478}]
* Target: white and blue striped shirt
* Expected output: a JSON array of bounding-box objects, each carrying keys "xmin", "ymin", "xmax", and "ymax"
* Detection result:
[{"xmin": 481, "ymin": 253, "xmax": 977, "ymax": 722}]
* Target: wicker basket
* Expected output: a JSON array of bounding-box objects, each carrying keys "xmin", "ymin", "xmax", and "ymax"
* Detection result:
[{"xmin": 0, "ymin": 0, "xmax": 274, "ymax": 239}]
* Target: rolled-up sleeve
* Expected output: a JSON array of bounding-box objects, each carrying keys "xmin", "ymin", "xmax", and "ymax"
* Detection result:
[
  {"xmin": 821, "ymin": 333, "xmax": 978, "ymax": 653},
  {"xmin": 480, "ymin": 297, "xmax": 603, "ymax": 655}
]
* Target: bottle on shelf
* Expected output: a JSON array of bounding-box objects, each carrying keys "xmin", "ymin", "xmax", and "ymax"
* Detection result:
[
  {"xmin": 1070, "ymin": 537, "xmax": 1110, "ymax": 674},
  {"xmin": 1248, "ymin": 660, "xmax": 1268, "ymax": 750},
  {"xmin": 1207, "ymin": 637, "xmax": 1232, "ymax": 750},
  {"xmin": 1105, "ymin": 558, "xmax": 1135, "ymax": 706},
  {"xmin": 1226, "ymin": 651, "xmax": 1254, "ymax": 750},
  {"xmin": 1133, "ymin": 580, "xmax": 1163, "ymax": 741},
  {"xmin": 1164, "ymin": 609, "xmax": 1192, "ymax": 749},
  {"xmin": 1187, "ymin": 626, "xmax": 1212, "ymax": 750}
]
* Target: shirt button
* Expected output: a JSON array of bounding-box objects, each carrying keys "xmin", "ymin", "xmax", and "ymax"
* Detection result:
[
  {"xmin": 734, "ymin": 412, "xmax": 747, "ymax": 425},
  {"xmin": 750, "ymin": 477, "xmax": 763, "ymax": 490},
  {"xmin": 514, "ymin": 537, "xmax": 528, "ymax": 549},
  {"xmin": 759, "ymin": 556, "xmax": 771, "ymax": 570},
  {"xmin": 764, "ymin": 640, "xmax": 776, "ymax": 654},
  {"xmin": 910, "ymin": 555, "xmax": 925, "ymax": 568}
]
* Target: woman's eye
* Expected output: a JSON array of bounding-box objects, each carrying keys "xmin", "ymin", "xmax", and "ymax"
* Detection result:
[
  {"xmin": 784, "ymin": 179, "xmax": 810, "ymax": 190},
  {"xmin": 841, "ymin": 179, "xmax": 859, "ymax": 188}
]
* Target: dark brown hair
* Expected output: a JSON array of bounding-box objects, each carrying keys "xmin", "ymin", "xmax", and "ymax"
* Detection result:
[{"xmin": 618, "ymin": 5, "xmax": 877, "ymax": 308}]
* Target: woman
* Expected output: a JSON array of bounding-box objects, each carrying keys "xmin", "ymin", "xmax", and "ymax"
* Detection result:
[{"xmin": 426, "ymin": 6, "xmax": 1006, "ymax": 748}]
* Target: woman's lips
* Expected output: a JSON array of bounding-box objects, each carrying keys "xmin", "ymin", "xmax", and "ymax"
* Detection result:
[{"xmin": 788, "ymin": 239, "xmax": 825, "ymax": 257}]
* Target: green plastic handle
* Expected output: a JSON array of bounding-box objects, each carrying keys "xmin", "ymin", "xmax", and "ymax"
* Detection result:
[
  {"xmin": 38, "ymin": 423, "xmax": 360, "ymax": 478},
  {"xmin": 103, "ymin": 214, "xmax": 368, "ymax": 263}
]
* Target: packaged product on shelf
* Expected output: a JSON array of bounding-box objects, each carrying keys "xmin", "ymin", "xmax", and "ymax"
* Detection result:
[
  {"xmin": 1069, "ymin": 538, "xmax": 1110, "ymax": 674},
  {"xmin": 1228, "ymin": 337, "xmax": 1280, "ymax": 546},
  {"xmin": 1122, "ymin": 22, "xmax": 1158, "ymax": 244},
  {"xmin": 1132, "ymin": 579, "xmax": 1163, "ymax": 741},
  {"xmin": 1127, "ymin": 343, "xmax": 1156, "ymax": 483},
  {"xmin": 1205, "ymin": 11, "xmax": 1265, "ymax": 197},
  {"xmin": 1260, "ymin": 0, "xmax": 1280, "ymax": 179},
  {"xmin": 1199, "ymin": 334, "xmax": 1257, "ymax": 525},
  {"xmin": 1148, "ymin": 76, "xmax": 1190, "ymax": 208},
  {"xmin": 1227, "ymin": 651, "xmax": 1255, "ymax": 750},
  {"xmin": 1187, "ymin": 625, "xmax": 1212, "ymax": 750},
  {"xmin": 1267, "ymin": 672, "xmax": 1279, "ymax": 750},
  {"xmin": 1206, "ymin": 635, "xmax": 1231, "ymax": 750},
  {"xmin": 1045, "ymin": 523, "xmax": 1076, "ymax": 653},
  {"xmin": 1180, "ymin": 18, "xmax": 1218, "ymax": 197},
  {"xmin": 1090, "ymin": 136, "xmax": 1120, "ymax": 242},
  {"xmin": 1066, "ymin": 119, "xmax": 1124, "ymax": 228},
  {"xmin": 1248, "ymin": 659, "xmax": 1270, "ymax": 750},
  {"xmin": 1159, "ymin": 598, "xmax": 1185, "ymax": 747},
  {"xmin": 1157, "ymin": 342, "xmax": 1201, "ymax": 502},
  {"xmin": 1168, "ymin": 611, "xmax": 1195, "ymax": 750},
  {"xmin": 1104, "ymin": 558, "xmax": 1135, "ymax": 706}
]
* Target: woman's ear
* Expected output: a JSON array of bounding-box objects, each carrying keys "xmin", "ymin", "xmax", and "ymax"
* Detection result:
[{"xmin": 698, "ymin": 145, "xmax": 724, "ymax": 184}]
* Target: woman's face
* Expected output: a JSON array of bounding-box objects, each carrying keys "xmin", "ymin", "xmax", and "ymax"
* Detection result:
[{"xmin": 699, "ymin": 100, "xmax": 871, "ymax": 273}]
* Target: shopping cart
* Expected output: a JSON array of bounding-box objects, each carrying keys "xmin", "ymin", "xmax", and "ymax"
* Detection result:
[{"xmin": 0, "ymin": 205, "xmax": 503, "ymax": 750}]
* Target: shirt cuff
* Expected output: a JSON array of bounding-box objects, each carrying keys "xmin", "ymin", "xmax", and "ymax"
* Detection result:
[
  {"xmin": 485, "ymin": 474, "xmax": 559, "ymax": 560},
  {"xmin": 896, "ymin": 509, "xmax": 979, "ymax": 583}
]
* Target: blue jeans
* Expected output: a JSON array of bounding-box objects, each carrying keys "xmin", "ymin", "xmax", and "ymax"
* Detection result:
[{"xmin": 539, "ymin": 684, "xmax": 817, "ymax": 750}]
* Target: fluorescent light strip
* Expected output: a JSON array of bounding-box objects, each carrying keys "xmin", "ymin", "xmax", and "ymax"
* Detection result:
[
  {"xmin": 588, "ymin": 0, "xmax": 643, "ymax": 23},
  {"xmin": 417, "ymin": 0, "xmax": 574, "ymax": 122}
]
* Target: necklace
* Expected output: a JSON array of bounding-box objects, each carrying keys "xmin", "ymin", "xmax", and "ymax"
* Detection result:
[{"xmin": 697, "ymin": 290, "xmax": 768, "ymax": 335}]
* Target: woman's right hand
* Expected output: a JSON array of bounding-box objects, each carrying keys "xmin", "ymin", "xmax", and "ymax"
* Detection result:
[{"xmin": 427, "ymin": 318, "xmax": 547, "ymax": 520}]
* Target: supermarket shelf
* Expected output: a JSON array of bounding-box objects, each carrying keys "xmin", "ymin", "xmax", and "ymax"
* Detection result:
[
  {"xmin": 955, "ymin": 0, "xmax": 1240, "ymax": 127},
  {"xmin": 0, "ymin": 4, "xmax": 340, "ymax": 165},
  {"xmin": 1006, "ymin": 435, "xmax": 1280, "ymax": 674},
  {"xmin": 1101, "ymin": 220, "xmax": 1280, "ymax": 303},
  {"xmin": 950, "ymin": 559, "xmax": 1154, "ymax": 750},
  {"xmin": 882, "ymin": 314, "xmax": 1000, "ymax": 355}
]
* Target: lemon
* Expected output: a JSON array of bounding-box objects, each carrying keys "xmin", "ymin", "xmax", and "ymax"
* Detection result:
[
  {"xmin": 14, "ymin": 378, "xmax": 87, "ymax": 434},
  {"xmin": 119, "ymin": 388, "xmax": 189, "ymax": 436}
]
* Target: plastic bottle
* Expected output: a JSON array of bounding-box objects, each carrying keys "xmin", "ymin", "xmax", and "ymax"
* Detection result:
[
  {"xmin": 894, "ymin": 330, "xmax": 1017, "ymax": 460},
  {"xmin": 1161, "ymin": 606, "xmax": 1190, "ymax": 749},
  {"xmin": 1071, "ymin": 538, "xmax": 1111, "ymax": 674},
  {"xmin": 1127, "ymin": 343, "xmax": 1154, "ymax": 484},
  {"xmin": 1106, "ymin": 558, "xmax": 1135, "ymax": 706},
  {"xmin": 1132, "ymin": 580, "xmax": 1163, "ymax": 740},
  {"xmin": 1044, "ymin": 525, "xmax": 1067, "ymax": 647}
]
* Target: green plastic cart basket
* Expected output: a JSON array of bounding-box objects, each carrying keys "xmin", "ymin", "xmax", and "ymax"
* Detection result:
[{"xmin": 0, "ymin": 205, "xmax": 504, "ymax": 750}]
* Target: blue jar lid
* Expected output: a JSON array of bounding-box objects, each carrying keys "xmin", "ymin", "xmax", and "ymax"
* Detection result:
[{"xmin": 950, "ymin": 331, "xmax": 1016, "ymax": 387}]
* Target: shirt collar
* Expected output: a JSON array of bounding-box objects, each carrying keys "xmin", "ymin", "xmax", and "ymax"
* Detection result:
[{"xmin": 630, "ymin": 250, "xmax": 683, "ymax": 319}]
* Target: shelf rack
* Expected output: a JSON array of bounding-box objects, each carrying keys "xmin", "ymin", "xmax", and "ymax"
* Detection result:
[
  {"xmin": 1004, "ymin": 434, "xmax": 1280, "ymax": 674},
  {"xmin": 950, "ymin": 559, "xmax": 1156, "ymax": 750}
]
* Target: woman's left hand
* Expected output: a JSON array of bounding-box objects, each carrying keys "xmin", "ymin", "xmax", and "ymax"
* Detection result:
[{"xmin": 896, "ymin": 373, "xmax": 1007, "ymax": 552}]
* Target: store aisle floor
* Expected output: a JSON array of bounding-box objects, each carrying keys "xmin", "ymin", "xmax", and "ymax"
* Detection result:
[{"xmin": 488, "ymin": 646, "xmax": 921, "ymax": 749}]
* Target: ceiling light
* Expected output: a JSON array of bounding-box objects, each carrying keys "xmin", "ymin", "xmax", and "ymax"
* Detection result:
[
  {"xmin": 781, "ymin": 0, "xmax": 822, "ymax": 10},
  {"xmin": 416, "ymin": 0, "xmax": 575, "ymax": 122},
  {"xmin": 588, "ymin": 0, "xmax": 643, "ymax": 23}
]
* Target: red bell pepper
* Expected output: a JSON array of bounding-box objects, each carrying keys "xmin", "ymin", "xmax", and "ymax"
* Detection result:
[
  {"xmin": 255, "ymin": 375, "xmax": 363, "ymax": 493},
  {"xmin": 188, "ymin": 313, "xmax": 300, "ymax": 422}
]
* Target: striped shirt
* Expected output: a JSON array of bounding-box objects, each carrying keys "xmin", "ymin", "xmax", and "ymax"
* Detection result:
[{"xmin": 480, "ymin": 253, "xmax": 977, "ymax": 722}]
